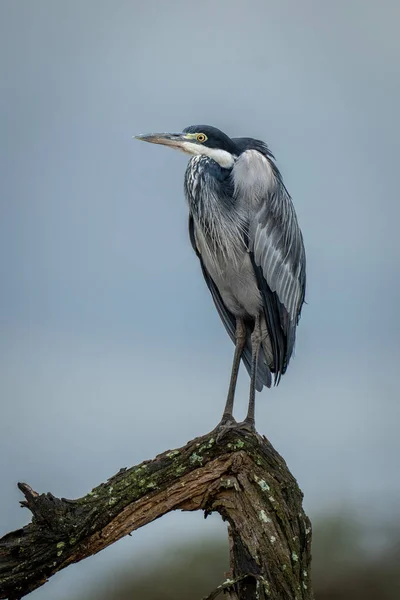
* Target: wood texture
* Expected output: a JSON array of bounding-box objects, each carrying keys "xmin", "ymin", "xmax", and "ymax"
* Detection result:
[{"xmin": 0, "ymin": 427, "xmax": 313, "ymax": 600}]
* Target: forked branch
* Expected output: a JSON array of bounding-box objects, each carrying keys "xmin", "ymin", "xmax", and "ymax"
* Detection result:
[{"xmin": 0, "ymin": 428, "xmax": 313, "ymax": 600}]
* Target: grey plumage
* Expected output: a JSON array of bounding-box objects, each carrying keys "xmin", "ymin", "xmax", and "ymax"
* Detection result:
[
  {"xmin": 188, "ymin": 214, "xmax": 270, "ymax": 391},
  {"xmin": 135, "ymin": 124, "xmax": 306, "ymax": 427},
  {"xmin": 184, "ymin": 130, "xmax": 305, "ymax": 389}
]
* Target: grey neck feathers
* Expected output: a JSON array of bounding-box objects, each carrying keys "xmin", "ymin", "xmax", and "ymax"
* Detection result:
[{"xmin": 184, "ymin": 156, "xmax": 247, "ymax": 266}]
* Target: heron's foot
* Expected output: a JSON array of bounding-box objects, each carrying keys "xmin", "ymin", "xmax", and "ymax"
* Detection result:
[
  {"xmin": 213, "ymin": 416, "xmax": 256, "ymax": 442},
  {"xmin": 235, "ymin": 418, "xmax": 256, "ymax": 433},
  {"xmin": 218, "ymin": 414, "xmax": 237, "ymax": 428},
  {"xmin": 213, "ymin": 415, "xmax": 238, "ymax": 442}
]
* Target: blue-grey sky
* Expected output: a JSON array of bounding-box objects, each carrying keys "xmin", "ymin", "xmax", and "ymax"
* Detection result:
[{"xmin": 1, "ymin": 1, "xmax": 399, "ymax": 598}]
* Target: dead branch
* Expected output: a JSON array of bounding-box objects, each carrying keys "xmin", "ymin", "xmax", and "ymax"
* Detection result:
[{"xmin": 0, "ymin": 428, "xmax": 313, "ymax": 600}]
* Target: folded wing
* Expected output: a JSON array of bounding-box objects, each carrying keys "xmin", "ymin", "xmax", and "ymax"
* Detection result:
[
  {"xmin": 188, "ymin": 215, "xmax": 271, "ymax": 390},
  {"xmin": 232, "ymin": 141, "xmax": 306, "ymax": 382}
]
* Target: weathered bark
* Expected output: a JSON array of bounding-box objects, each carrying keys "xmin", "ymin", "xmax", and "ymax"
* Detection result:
[{"xmin": 0, "ymin": 428, "xmax": 313, "ymax": 600}]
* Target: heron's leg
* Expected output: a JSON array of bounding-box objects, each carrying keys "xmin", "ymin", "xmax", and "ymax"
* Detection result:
[
  {"xmin": 245, "ymin": 314, "xmax": 262, "ymax": 427},
  {"xmin": 220, "ymin": 317, "xmax": 246, "ymax": 424}
]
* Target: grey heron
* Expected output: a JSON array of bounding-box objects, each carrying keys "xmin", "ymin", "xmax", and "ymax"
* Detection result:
[{"xmin": 135, "ymin": 125, "xmax": 306, "ymax": 430}]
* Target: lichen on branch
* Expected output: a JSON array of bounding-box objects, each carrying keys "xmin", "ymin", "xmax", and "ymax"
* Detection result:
[{"xmin": 0, "ymin": 428, "xmax": 313, "ymax": 600}]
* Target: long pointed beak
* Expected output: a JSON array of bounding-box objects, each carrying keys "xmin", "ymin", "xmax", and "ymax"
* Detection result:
[{"xmin": 133, "ymin": 132, "xmax": 188, "ymax": 149}]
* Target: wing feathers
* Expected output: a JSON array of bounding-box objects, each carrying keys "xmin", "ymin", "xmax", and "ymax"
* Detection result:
[
  {"xmin": 187, "ymin": 141, "xmax": 305, "ymax": 389},
  {"xmin": 233, "ymin": 148, "xmax": 306, "ymax": 380},
  {"xmin": 188, "ymin": 215, "xmax": 272, "ymax": 391}
]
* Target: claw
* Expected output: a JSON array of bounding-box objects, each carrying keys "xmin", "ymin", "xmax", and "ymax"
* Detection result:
[
  {"xmin": 236, "ymin": 419, "xmax": 255, "ymax": 433},
  {"xmin": 212, "ymin": 417, "xmax": 256, "ymax": 443}
]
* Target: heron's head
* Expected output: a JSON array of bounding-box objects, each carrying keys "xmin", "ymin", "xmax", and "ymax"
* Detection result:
[{"xmin": 134, "ymin": 125, "xmax": 237, "ymax": 169}]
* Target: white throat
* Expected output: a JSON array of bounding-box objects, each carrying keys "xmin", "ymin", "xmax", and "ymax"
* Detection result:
[{"xmin": 181, "ymin": 142, "xmax": 235, "ymax": 169}]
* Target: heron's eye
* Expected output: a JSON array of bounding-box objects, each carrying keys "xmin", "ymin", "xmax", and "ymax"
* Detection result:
[{"xmin": 196, "ymin": 133, "xmax": 207, "ymax": 143}]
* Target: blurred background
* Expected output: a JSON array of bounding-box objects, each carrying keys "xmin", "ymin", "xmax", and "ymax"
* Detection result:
[{"xmin": 1, "ymin": 1, "xmax": 399, "ymax": 598}]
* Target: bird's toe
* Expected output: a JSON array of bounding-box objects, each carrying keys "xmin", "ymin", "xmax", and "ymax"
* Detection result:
[
  {"xmin": 235, "ymin": 419, "xmax": 256, "ymax": 434},
  {"xmin": 213, "ymin": 417, "xmax": 238, "ymax": 442}
]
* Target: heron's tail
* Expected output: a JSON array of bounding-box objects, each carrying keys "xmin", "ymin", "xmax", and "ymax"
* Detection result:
[{"xmin": 241, "ymin": 325, "xmax": 272, "ymax": 391}]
